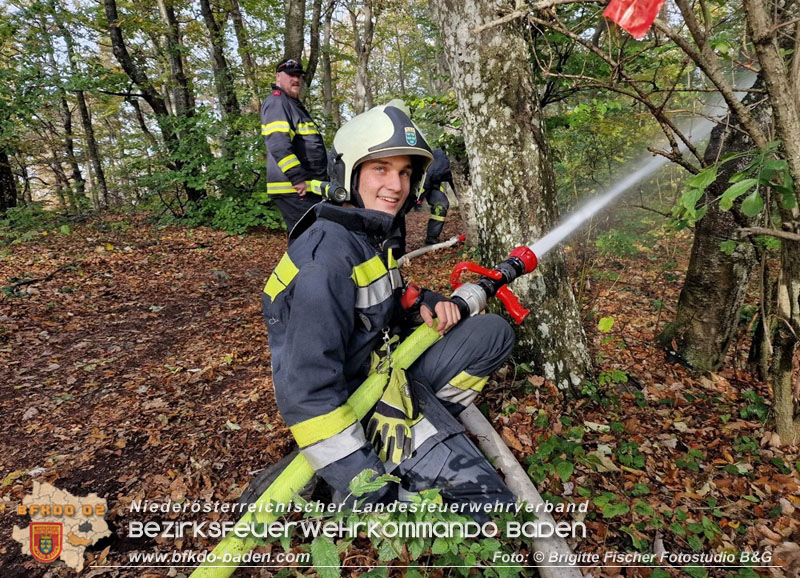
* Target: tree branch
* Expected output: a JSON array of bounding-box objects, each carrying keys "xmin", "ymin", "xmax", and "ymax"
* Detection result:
[
  {"xmin": 736, "ymin": 227, "xmax": 800, "ymax": 243},
  {"xmin": 472, "ymin": 0, "xmax": 602, "ymax": 34},
  {"xmin": 651, "ymin": 16, "xmax": 770, "ymax": 149},
  {"xmin": 3, "ymin": 263, "xmax": 76, "ymax": 293}
]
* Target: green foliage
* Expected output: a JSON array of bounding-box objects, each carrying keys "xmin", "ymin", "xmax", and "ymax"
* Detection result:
[
  {"xmin": 597, "ymin": 369, "xmax": 627, "ymax": 387},
  {"xmin": 310, "ymin": 536, "xmax": 340, "ymax": 578},
  {"xmin": 595, "ymin": 229, "xmax": 640, "ymax": 258},
  {"xmin": 592, "ymin": 492, "xmax": 629, "ymax": 518},
  {"xmin": 616, "ymin": 441, "xmax": 645, "ymax": 469},
  {"xmin": 0, "ymin": 203, "xmax": 50, "ymax": 230},
  {"xmin": 186, "ymin": 195, "xmax": 283, "ymax": 234},
  {"xmin": 739, "ymin": 390, "xmax": 769, "ymax": 421},
  {"xmin": 674, "ymin": 141, "xmax": 798, "ymax": 229},
  {"xmin": 597, "ymin": 317, "xmax": 614, "ymax": 333},
  {"xmin": 676, "ymin": 449, "xmax": 705, "ymax": 472},
  {"xmin": 526, "ymin": 433, "xmax": 588, "ymax": 484}
]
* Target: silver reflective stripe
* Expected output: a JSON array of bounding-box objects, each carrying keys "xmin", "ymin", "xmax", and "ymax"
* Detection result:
[
  {"xmin": 436, "ymin": 384, "xmax": 478, "ymax": 408},
  {"xmin": 301, "ymin": 422, "xmax": 366, "ymax": 470},
  {"xmin": 384, "ymin": 416, "xmax": 438, "ymax": 472},
  {"xmin": 388, "ymin": 268, "xmax": 402, "ymax": 289},
  {"xmin": 355, "ymin": 275, "xmax": 393, "ymax": 309}
]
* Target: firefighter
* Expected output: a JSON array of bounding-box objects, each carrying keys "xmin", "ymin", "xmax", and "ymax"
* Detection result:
[
  {"xmin": 420, "ymin": 147, "xmax": 456, "ymax": 245},
  {"xmin": 261, "ymin": 58, "xmax": 328, "ymax": 236},
  {"xmin": 261, "ymin": 102, "xmax": 516, "ymax": 508}
]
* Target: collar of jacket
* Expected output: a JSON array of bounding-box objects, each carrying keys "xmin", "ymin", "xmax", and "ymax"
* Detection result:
[{"xmin": 314, "ymin": 203, "xmax": 398, "ymax": 240}]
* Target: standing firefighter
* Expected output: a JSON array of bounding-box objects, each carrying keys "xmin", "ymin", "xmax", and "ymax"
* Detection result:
[
  {"xmin": 261, "ymin": 58, "xmax": 328, "ymax": 236},
  {"xmin": 420, "ymin": 147, "xmax": 456, "ymax": 245},
  {"xmin": 261, "ymin": 103, "xmax": 516, "ymax": 508}
]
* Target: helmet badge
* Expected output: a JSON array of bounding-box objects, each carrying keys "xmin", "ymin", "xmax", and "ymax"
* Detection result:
[{"xmin": 404, "ymin": 127, "xmax": 417, "ymax": 146}]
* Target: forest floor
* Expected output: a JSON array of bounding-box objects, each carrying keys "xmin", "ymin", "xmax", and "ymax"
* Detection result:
[{"xmin": 1, "ymin": 208, "xmax": 799, "ymax": 578}]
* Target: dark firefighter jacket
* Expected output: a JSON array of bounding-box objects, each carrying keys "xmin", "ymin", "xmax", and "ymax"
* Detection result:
[
  {"xmin": 421, "ymin": 148, "xmax": 453, "ymax": 195},
  {"xmin": 261, "ymin": 203, "xmax": 459, "ymax": 499},
  {"xmin": 261, "ymin": 85, "xmax": 328, "ymax": 196}
]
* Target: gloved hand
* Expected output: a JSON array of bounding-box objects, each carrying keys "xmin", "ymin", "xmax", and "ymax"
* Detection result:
[{"xmin": 365, "ymin": 367, "xmax": 421, "ymax": 464}]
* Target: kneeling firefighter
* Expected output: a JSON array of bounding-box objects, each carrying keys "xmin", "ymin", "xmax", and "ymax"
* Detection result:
[{"xmin": 260, "ymin": 102, "xmax": 516, "ymax": 508}]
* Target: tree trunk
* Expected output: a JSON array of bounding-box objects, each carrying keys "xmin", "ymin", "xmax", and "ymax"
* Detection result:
[
  {"xmin": 744, "ymin": 0, "xmax": 800, "ymax": 446},
  {"xmin": 40, "ymin": 11, "xmax": 84, "ymax": 212},
  {"xmin": 321, "ymin": 1, "xmax": 335, "ymax": 132},
  {"xmin": 228, "ymin": 0, "xmax": 260, "ymax": 112},
  {"xmin": 51, "ymin": 0, "xmax": 108, "ymax": 207},
  {"xmin": 104, "ymin": 0, "xmax": 205, "ymax": 202},
  {"xmin": 156, "ymin": 0, "xmax": 193, "ymax": 118},
  {"xmin": 59, "ymin": 95, "xmax": 85, "ymax": 213},
  {"xmin": 429, "ymin": 0, "xmax": 592, "ymax": 393},
  {"xmin": 771, "ymin": 242, "xmax": 800, "ymax": 445},
  {"xmin": 657, "ymin": 85, "xmax": 771, "ymax": 370},
  {"xmin": 284, "ymin": 0, "xmax": 306, "ymax": 62},
  {"xmin": 348, "ymin": 0, "xmax": 376, "ymax": 114},
  {"xmin": 199, "ymin": 0, "xmax": 241, "ymax": 118},
  {"xmin": 305, "ymin": 0, "xmax": 323, "ymax": 89},
  {"xmin": 0, "ymin": 150, "xmax": 17, "ymax": 213}
]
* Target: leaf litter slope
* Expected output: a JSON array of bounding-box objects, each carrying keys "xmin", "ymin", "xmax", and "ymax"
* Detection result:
[{"xmin": 0, "ymin": 211, "xmax": 798, "ymax": 576}]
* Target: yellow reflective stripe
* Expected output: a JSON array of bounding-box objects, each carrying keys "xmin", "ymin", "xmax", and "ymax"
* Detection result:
[
  {"xmin": 278, "ymin": 154, "xmax": 301, "ymax": 171},
  {"xmin": 307, "ymin": 180, "xmax": 324, "ymax": 195},
  {"xmin": 429, "ymin": 214, "xmax": 446, "ymax": 222},
  {"xmin": 387, "ymin": 250, "xmax": 398, "ymax": 269},
  {"xmin": 351, "ymin": 255, "xmax": 388, "ymax": 287},
  {"xmin": 290, "ymin": 404, "xmax": 357, "ymax": 448},
  {"xmin": 267, "ymin": 181, "xmax": 297, "ymax": 194},
  {"xmin": 262, "ymin": 121, "xmax": 295, "ymax": 139},
  {"xmin": 263, "ymin": 253, "xmax": 299, "ymax": 300},
  {"xmin": 268, "ymin": 181, "xmax": 325, "ymax": 195},
  {"xmin": 297, "ymin": 122, "xmax": 319, "ymax": 135},
  {"xmin": 439, "ymin": 185, "xmax": 445, "ymax": 192},
  {"xmin": 301, "ymin": 422, "xmax": 365, "ymax": 469},
  {"xmin": 450, "ymin": 371, "xmax": 488, "ymax": 392}
]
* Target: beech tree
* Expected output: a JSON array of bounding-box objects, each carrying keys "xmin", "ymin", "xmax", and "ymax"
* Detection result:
[{"xmin": 429, "ymin": 0, "xmax": 593, "ymax": 393}]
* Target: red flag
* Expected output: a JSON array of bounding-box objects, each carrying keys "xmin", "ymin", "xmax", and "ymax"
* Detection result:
[{"xmin": 603, "ymin": 0, "xmax": 667, "ymax": 40}]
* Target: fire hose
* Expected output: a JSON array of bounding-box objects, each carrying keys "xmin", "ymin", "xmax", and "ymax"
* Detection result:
[{"xmin": 191, "ymin": 245, "xmax": 581, "ymax": 578}]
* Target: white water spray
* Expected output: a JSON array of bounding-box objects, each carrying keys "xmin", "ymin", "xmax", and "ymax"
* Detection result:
[{"xmin": 529, "ymin": 74, "xmax": 755, "ymax": 258}]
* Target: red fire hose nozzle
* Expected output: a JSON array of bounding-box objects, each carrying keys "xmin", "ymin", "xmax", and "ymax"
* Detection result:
[{"xmin": 449, "ymin": 246, "xmax": 538, "ymax": 324}]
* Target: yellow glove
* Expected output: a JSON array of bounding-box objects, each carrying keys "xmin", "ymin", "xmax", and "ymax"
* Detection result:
[{"xmin": 365, "ymin": 367, "xmax": 421, "ymax": 464}]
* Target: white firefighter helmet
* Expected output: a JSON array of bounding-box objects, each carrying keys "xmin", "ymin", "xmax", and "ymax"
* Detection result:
[{"xmin": 330, "ymin": 101, "xmax": 434, "ymax": 208}]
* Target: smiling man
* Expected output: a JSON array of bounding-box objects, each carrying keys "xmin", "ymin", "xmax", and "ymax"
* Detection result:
[
  {"xmin": 261, "ymin": 58, "xmax": 328, "ymax": 236},
  {"xmin": 259, "ymin": 103, "xmax": 516, "ymax": 511}
]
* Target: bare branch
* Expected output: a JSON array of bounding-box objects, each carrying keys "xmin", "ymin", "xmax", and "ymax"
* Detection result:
[
  {"xmin": 472, "ymin": 0, "xmax": 602, "ymax": 34},
  {"xmin": 737, "ymin": 227, "xmax": 800, "ymax": 243},
  {"xmin": 652, "ymin": 16, "xmax": 770, "ymax": 149}
]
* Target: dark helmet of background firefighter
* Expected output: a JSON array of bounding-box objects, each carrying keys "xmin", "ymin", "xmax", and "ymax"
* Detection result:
[{"xmin": 328, "ymin": 101, "xmax": 433, "ymax": 211}]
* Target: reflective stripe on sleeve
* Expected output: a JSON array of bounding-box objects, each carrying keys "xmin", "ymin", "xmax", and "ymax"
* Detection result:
[
  {"xmin": 289, "ymin": 404, "xmax": 357, "ymax": 448},
  {"xmin": 296, "ymin": 122, "xmax": 319, "ymax": 135},
  {"xmin": 278, "ymin": 154, "xmax": 301, "ymax": 171},
  {"xmin": 352, "ymin": 255, "xmax": 396, "ymax": 309},
  {"xmin": 300, "ymin": 422, "xmax": 366, "ymax": 470},
  {"xmin": 263, "ymin": 253, "xmax": 299, "ymax": 300},
  {"xmin": 429, "ymin": 214, "xmax": 446, "ymax": 222},
  {"xmin": 435, "ymin": 384, "xmax": 479, "ymax": 408},
  {"xmin": 262, "ymin": 121, "xmax": 295, "ymax": 139},
  {"xmin": 267, "ymin": 181, "xmax": 297, "ymax": 195},
  {"xmin": 352, "ymin": 255, "xmax": 387, "ymax": 287}
]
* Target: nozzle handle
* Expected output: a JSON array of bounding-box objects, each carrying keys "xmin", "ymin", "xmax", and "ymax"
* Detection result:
[{"xmin": 496, "ymin": 285, "xmax": 530, "ymax": 324}]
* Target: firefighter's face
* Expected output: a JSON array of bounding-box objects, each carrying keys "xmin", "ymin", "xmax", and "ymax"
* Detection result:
[
  {"xmin": 358, "ymin": 156, "xmax": 413, "ymax": 216},
  {"xmin": 276, "ymin": 71, "xmax": 302, "ymax": 98}
]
